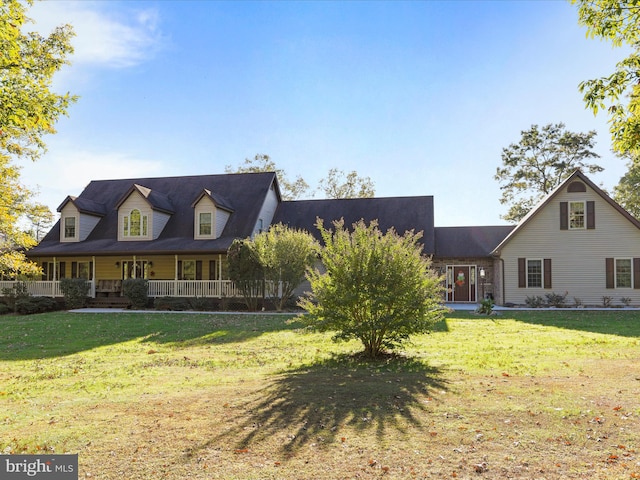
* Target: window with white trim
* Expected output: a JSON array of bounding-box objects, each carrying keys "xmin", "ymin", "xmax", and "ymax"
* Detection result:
[
  {"xmin": 199, "ymin": 212, "xmax": 212, "ymax": 236},
  {"xmin": 527, "ymin": 259, "xmax": 542, "ymax": 288},
  {"xmin": 64, "ymin": 216, "xmax": 76, "ymax": 239},
  {"xmin": 123, "ymin": 209, "xmax": 148, "ymax": 237},
  {"xmin": 569, "ymin": 201, "xmax": 585, "ymax": 229},
  {"xmin": 615, "ymin": 258, "xmax": 632, "ymax": 288}
]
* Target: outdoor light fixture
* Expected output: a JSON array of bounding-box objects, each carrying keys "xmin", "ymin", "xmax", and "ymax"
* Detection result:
[{"xmin": 115, "ymin": 261, "xmax": 120, "ymax": 268}]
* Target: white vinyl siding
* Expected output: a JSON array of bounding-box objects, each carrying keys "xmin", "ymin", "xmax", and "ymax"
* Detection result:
[
  {"xmin": 153, "ymin": 211, "xmax": 171, "ymax": 239},
  {"xmin": 253, "ymin": 183, "xmax": 279, "ymax": 236},
  {"xmin": 216, "ymin": 209, "xmax": 230, "ymax": 236},
  {"xmin": 78, "ymin": 214, "xmax": 101, "ymax": 241},
  {"xmin": 500, "ymin": 186, "xmax": 640, "ymax": 306}
]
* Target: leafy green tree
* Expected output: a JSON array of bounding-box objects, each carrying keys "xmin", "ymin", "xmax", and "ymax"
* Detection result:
[
  {"xmin": 573, "ymin": 0, "xmax": 640, "ymax": 154},
  {"xmin": 613, "ymin": 151, "xmax": 640, "ymax": 218},
  {"xmin": 299, "ymin": 219, "xmax": 446, "ymax": 359},
  {"xmin": 227, "ymin": 239, "xmax": 264, "ymax": 311},
  {"xmin": 225, "ymin": 153, "xmax": 310, "ymax": 200},
  {"xmin": 494, "ymin": 123, "xmax": 603, "ymax": 223},
  {"xmin": 0, "ymin": 0, "xmax": 76, "ymax": 278},
  {"xmin": 253, "ymin": 223, "xmax": 319, "ymax": 311},
  {"xmin": 226, "ymin": 154, "xmax": 376, "ymax": 200},
  {"xmin": 318, "ymin": 168, "xmax": 375, "ymax": 199}
]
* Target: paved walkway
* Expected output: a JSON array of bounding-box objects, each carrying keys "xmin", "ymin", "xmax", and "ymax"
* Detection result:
[{"xmin": 69, "ymin": 303, "xmax": 640, "ymax": 314}]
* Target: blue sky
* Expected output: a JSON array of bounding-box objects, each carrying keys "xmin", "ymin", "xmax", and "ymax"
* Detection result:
[{"xmin": 22, "ymin": 0, "xmax": 627, "ymax": 226}]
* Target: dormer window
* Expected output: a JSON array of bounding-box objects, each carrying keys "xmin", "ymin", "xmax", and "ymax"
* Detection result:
[
  {"xmin": 64, "ymin": 216, "xmax": 77, "ymax": 239},
  {"xmin": 199, "ymin": 212, "xmax": 212, "ymax": 236},
  {"xmin": 192, "ymin": 189, "xmax": 233, "ymax": 240},
  {"xmin": 123, "ymin": 209, "xmax": 148, "ymax": 237}
]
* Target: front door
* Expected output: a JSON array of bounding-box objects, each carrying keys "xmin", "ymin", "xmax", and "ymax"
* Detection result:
[
  {"xmin": 447, "ymin": 265, "xmax": 477, "ymax": 302},
  {"xmin": 454, "ymin": 267, "xmax": 470, "ymax": 302}
]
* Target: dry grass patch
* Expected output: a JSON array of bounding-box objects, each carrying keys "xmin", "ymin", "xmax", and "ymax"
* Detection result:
[{"xmin": 1, "ymin": 310, "xmax": 639, "ymax": 479}]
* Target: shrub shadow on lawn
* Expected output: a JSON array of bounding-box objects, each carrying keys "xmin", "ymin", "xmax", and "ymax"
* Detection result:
[
  {"xmin": 204, "ymin": 354, "xmax": 447, "ymax": 455},
  {"xmin": 0, "ymin": 312, "xmax": 303, "ymax": 360}
]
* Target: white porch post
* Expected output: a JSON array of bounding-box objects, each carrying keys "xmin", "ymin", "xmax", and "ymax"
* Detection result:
[
  {"xmin": 92, "ymin": 256, "xmax": 96, "ymax": 298},
  {"xmin": 174, "ymin": 255, "xmax": 178, "ymax": 296},
  {"xmin": 53, "ymin": 257, "xmax": 57, "ymax": 297}
]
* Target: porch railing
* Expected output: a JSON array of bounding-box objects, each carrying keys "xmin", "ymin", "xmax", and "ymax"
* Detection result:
[
  {"xmin": 0, "ymin": 280, "xmax": 273, "ymax": 299},
  {"xmin": 147, "ymin": 280, "xmax": 239, "ymax": 298},
  {"xmin": 1, "ymin": 280, "xmax": 240, "ymax": 298},
  {"xmin": 0, "ymin": 280, "xmax": 95, "ymax": 298}
]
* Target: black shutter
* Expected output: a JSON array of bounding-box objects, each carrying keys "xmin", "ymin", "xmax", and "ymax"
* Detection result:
[
  {"xmin": 196, "ymin": 261, "xmax": 202, "ymax": 280},
  {"xmin": 560, "ymin": 202, "xmax": 568, "ymax": 230},
  {"xmin": 605, "ymin": 258, "xmax": 614, "ymax": 289},
  {"xmin": 59, "ymin": 262, "xmax": 66, "ymax": 279},
  {"xmin": 89, "ymin": 262, "xmax": 93, "ymax": 280},
  {"xmin": 42, "ymin": 262, "xmax": 48, "ymax": 281},
  {"xmin": 634, "ymin": 258, "xmax": 640, "ymax": 290},
  {"xmin": 587, "ymin": 201, "xmax": 595, "ymax": 229},
  {"xmin": 71, "ymin": 262, "xmax": 78, "ymax": 278},
  {"xmin": 544, "ymin": 259, "xmax": 552, "ymax": 289},
  {"xmin": 177, "ymin": 260, "xmax": 183, "ymax": 280},
  {"xmin": 518, "ymin": 258, "xmax": 526, "ymax": 288}
]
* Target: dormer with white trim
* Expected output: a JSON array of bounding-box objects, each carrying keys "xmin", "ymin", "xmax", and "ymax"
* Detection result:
[
  {"xmin": 116, "ymin": 184, "xmax": 174, "ymax": 241},
  {"xmin": 57, "ymin": 196, "xmax": 106, "ymax": 242},
  {"xmin": 191, "ymin": 189, "xmax": 234, "ymax": 240}
]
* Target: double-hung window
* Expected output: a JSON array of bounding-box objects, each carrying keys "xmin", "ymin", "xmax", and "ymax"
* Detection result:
[
  {"xmin": 64, "ymin": 216, "xmax": 76, "ymax": 239},
  {"xmin": 199, "ymin": 212, "xmax": 212, "ymax": 236},
  {"xmin": 527, "ymin": 259, "xmax": 542, "ymax": 288},
  {"xmin": 615, "ymin": 259, "xmax": 632, "ymax": 288},
  {"xmin": 569, "ymin": 201, "xmax": 585, "ymax": 229}
]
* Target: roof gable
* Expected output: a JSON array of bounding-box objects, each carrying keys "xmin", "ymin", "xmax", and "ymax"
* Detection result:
[
  {"xmin": 491, "ymin": 170, "xmax": 640, "ymax": 255},
  {"xmin": 190, "ymin": 189, "xmax": 234, "ymax": 212},
  {"xmin": 116, "ymin": 184, "xmax": 175, "ymax": 214}
]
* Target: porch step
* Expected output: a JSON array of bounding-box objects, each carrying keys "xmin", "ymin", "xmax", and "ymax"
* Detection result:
[{"xmin": 87, "ymin": 297, "xmax": 132, "ymax": 309}]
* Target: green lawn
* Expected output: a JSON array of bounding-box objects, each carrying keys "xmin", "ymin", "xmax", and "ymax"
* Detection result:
[{"xmin": 1, "ymin": 310, "xmax": 639, "ymax": 479}]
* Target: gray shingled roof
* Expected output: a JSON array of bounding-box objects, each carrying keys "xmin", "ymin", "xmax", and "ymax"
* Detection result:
[
  {"xmin": 435, "ymin": 226, "xmax": 514, "ymax": 258},
  {"xmin": 29, "ymin": 172, "xmax": 278, "ymax": 257},
  {"xmin": 57, "ymin": 196, "xmax": 107, "ymax": 216},
  {"xmin": 272, "ymin": 196, "xmax": 436, "ymax": 254}
]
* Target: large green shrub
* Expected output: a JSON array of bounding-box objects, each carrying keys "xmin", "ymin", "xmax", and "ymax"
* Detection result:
[
  {"xmin": 1, "ymin": 281, "xmax": 30, "ymax": 313},
  {"xmin": 122, "ymin": 278, "xmax": 149, "ymax": 309},
  {"xmin": 253, "ymin": 223, "xmax": 319, "ymax": 311},
  {"xmin": 299, "ymin": 219, "xmax": 446, "ymax": 358},
  {"xmin": 15, "ymin": 296, "xmax": 57, "ymax": 315},
  {"xmin": 59, "ymin": 278, "xmax": 90, "ymax": 309},
  {"xmin": 227, "ymin": 239, "xmax": 264, "ymax": 311}
]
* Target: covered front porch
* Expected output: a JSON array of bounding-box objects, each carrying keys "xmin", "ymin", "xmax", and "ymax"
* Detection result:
[{"xmin": 7, "ymin": 253, "xmax": 244, "ymax": 299}]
